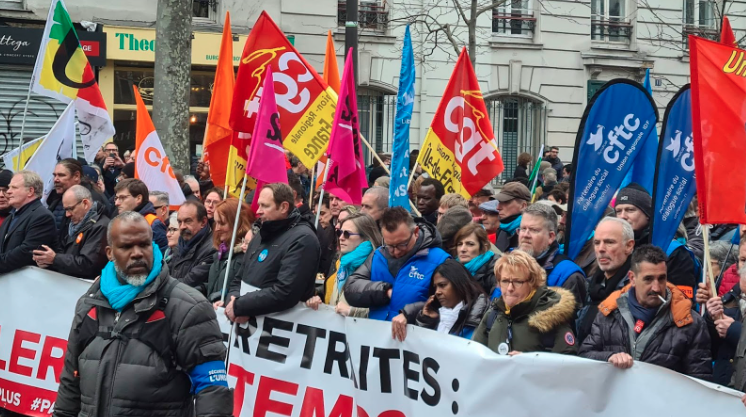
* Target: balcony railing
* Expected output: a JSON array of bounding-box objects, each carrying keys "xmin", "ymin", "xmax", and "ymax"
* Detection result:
[
  {"xmin": 682, "ymin": 24, "xmax": 718, "ymax": 48},
  {"xmin": 492, "ymin": 10, "xmax": 536, "ymax": 36},
  {"xmin": 338, "ymin": 1, "xmax": 389, "ymax": 32},
  {"xmin": 591, "ymin": 18, "xmax": 633, "ymax": 43}
]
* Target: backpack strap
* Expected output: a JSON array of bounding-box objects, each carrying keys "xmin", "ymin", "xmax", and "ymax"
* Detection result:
[{"xmin": 485, "ymin": 308, "xmax": 499, "ymax": 333}]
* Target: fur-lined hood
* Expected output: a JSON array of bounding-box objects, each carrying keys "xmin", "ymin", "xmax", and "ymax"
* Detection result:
[{"xmin": 493, "ymin": 286, "xmax": 576, "ymax": 333}]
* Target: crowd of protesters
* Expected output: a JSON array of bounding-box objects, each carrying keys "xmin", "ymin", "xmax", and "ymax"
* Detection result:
[{"xmin": 4, "ymin": 142, "xmax": 746, "ymax": 416}]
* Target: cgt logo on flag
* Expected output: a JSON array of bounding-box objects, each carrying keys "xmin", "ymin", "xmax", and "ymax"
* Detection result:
[{"xmin": 141, "ymin": 132, "xmax": 176, "ymax": 179}]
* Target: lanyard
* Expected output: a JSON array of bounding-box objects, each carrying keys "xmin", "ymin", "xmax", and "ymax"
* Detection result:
[{"xmin": 506, "ymin": 319, "xmax": 513, "ymax": 350}]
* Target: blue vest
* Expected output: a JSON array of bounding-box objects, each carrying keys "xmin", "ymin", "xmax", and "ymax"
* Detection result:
[
  {"xmin": 369, "ymin": 247, "xmax": 450, "ymax": 321},
  {"xmin": 546, "ymin": 259, "xmax": 585, "ymax": 287}
]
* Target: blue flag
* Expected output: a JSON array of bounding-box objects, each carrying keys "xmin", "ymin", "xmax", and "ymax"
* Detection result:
[
  {"xmin": 620, "ymin": 69, "xmax": 658, "ymax": 193},
  {"xmin": 566, "ymin": 80, "xmax": 658, "ymax": 260},
  {"xmin": 389, "ymin": 25, "xmax": 415, "ymax": 209},
  {"xmin": 650, "ymin": 86, "xmax": 695, "ymax": 249}
]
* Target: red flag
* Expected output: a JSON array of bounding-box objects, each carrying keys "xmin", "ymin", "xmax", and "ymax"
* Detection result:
[
  {"xmin": 324, "ymin": 50, "xmax": 366, "ymax": 205},
  {"xmin": 721, "ymin": 16, "xmax": 737, "ymax": 47},
  {"xmin": 245, "ymin": 66, "xmax": 288, "ymax": 210},
  {"xmin": 690, "ymin": 35, "xmax": 746, "ymax": 224},
  {"xmin": 416, "ymin": 48, "xmax": 504, "ymax": 198}
]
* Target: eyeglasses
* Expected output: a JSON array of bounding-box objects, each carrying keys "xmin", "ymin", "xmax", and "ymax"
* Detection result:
[
  {"xmin": 499, "ymin": 279, "xmax": 528, "ymax": 288},
  {"xmin": 0, "ymin": 188, "xmax": 7, "ymax": 195},
  {"xmin": 518, "ymin": 227, "xmax": 544, "ymax": 235},
  {"xmin": 114, "ymin": 194, "xmax": 132, "ymax": 202},
  {"xmin": 153, "ymin": 205, "xmax": 166, "ymax": 210},
  {"xmin": 336, "ymin": 229, "xmax": 362, "ymax": 239},
  {"xmin": 63, "ymin": 200, "xmax": 84, "ymax": 213},
  {"xmin": 383, "ymin": 230, "xmax": 414, "ymax": 253},
  {"xmin": 167, "ymin": 227, "xmax": 178, "ymax": 234}
]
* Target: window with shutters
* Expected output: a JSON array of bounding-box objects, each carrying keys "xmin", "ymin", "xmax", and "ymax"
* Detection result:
[{"xmin": 0, "ymin": 0, "xmax": 25, "ymax": 12}]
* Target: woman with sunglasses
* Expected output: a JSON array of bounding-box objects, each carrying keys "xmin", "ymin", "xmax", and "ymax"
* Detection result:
[
  {"xmin": 472, "ymin": 250, "xmax": 577, "ymax": 356},
  {"xmin": 306, "ymin": 213, "xmax": 382, "ymax": 317},
  {"xmin": 392, "ymin": 259, "xmax": 488, "ymax": 341},
  {"xmin": 452, "ymin": 223, "xmax": 500, "ymax": 295}
]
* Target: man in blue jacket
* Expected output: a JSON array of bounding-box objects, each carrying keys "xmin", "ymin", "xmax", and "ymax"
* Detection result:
[{"xmin": 344, "ymin": 207, "xmax": 450, "ymax": 321}]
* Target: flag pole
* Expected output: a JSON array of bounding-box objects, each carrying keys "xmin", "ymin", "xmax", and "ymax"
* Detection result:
[
  {"xmin": 220, "ymin": 173, "xmax": 249, "ymax": 305},
  {"xmin": 701, "ymin": 224, "xmax": 719, "ymax": 318},
  {"xmin": 14, "ymin": 87, "xmax": 33, "ymax": 171},
  {"xmin": 315, "ymin": 156, "xmax": 332, "ymax": 228},
  {"xmin": 308, "ymin": 163, "xmax": 315, "ymax": 206},
  {"xmin": 361, "ymin": 133, "xmax": 421, "ymax": 215},
  {"xmin": 529, "ymin": 144, "xmax": 545, "ymax": 198}
]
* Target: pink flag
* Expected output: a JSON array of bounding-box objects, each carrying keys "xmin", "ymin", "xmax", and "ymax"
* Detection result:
[
  {"xmin": 245, "ymin": 66, "xmax": 288, "ymax": 209},
  {"xmin": 325, "ymin": 50, "xmax": 366, "ymax": 205}
]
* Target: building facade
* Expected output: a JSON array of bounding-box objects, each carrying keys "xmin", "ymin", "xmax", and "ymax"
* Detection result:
[{"xmin": 0, "ymin": 0, "xmax": 743, "ymax": 179}]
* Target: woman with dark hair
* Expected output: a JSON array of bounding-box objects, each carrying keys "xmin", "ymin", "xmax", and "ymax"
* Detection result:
[
  {"xmin": 452, "ymin": 223, "xmax": 499, "ymax": 295},
  {"xmin": 392, "ymin": 259, "xmax": 488, "ymax": 341},
  {"xmin": 208, "ymin": 198, "xmax": 255, "ymax": 303},
  {"xmin": 203, "ymin": 187, "xmax": 224, "ymax": 229},
  {"xmin": 513, "ymin": 152, "xmax": 532, "ymax": 181}
]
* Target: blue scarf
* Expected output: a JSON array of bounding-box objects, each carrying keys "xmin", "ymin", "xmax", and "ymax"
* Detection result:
[
  {"xmin": 68, "ymin": 202, "xmax": 98, "ymax": 237},
  {"xmin": 337, "ymin": 241, "xmax": 374, "ymax": 294},
  {"xmin": 100, "ymin": 242, "xmax": 163, "ymax": 311},
  {"xmin": 463, "ymin": 251, "xmax": 494, "ymax": 275},
  {"xmin": 500, "ymin": 214, "xmax": 522, "ymax": 235}
]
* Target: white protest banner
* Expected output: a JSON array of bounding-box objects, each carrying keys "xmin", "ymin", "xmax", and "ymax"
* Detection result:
[{"xmin": 1, "ymin": 268, "xmax": 744, "ymax": 417}]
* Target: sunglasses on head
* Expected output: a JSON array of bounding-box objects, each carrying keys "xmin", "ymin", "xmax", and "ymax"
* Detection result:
[{"xmin": 336, "ymin": 229, "xmax": 362, "ymax": 239}]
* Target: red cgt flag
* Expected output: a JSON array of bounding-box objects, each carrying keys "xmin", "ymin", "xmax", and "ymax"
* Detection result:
[
  {"xmin": 721, "ymin": 16, "xmax": 737, "ymax": 47},
  {"xmin": 416, "ymin": 48, "xmax": 504, "ymax": 198},
  {"xmin": 690, "ymin": 35, "xmax": 746, "ymax": 224}
]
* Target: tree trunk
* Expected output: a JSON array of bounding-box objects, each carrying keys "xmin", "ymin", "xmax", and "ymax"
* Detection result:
[
  {"xmin": 469, "ymin": 0, "xmax": 477, "ymax": 67},
  {"xmin": 153, "ymin": 0, "xmax": 192, "ymax": 173}
]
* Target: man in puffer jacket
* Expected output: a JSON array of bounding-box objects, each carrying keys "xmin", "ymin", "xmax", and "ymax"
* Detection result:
[
  {"xmin": 345, "ymin": 207, "xmax": 450, "ymax": 321},
  {"xmin": 53, "ymin": 212, "xmax": 232, "ymax": 417},
  {"xmin": 579, "ymin": 245, "xmax": 712, "ymax": 380}
]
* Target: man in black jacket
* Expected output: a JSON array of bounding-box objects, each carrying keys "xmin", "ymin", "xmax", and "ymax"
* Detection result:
[
  {"xmin": 47, "ymin": 159, "xmax": 112, "ymax": 235},
  {"xmin": 32, "ymin": 185, "xmax": 109, "ymax": 279},
  {"xmin": 168, "ymin": 201, "xmax": 215, "ymax": 292},
  {"xmin": 226, "ymin": 183, "xmax": 320, "ymax": 322},
  {"xmin": 0, "ymin": 171, "xmax": 58, "ymax": 275},
  {"xmin": 615, "ymin": 183, "xmax": 698, "ymax": 299},
  {"xmin": 53, "ymin": 212, "xmax": 232, "ymax": 417},
  {"xmin": 579, "ymin": 245, "xmax": 712, "ymax": 381}
]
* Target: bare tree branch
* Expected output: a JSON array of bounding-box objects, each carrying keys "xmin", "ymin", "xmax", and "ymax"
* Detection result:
[{"xmin": 475, "ymin": 0, "xmax": 510, "ymax": 18}]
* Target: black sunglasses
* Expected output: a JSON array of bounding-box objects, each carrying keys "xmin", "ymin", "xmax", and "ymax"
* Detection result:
[{"xmin": 336, "ymin": 229, "xmax": 362, "ymax": 239}]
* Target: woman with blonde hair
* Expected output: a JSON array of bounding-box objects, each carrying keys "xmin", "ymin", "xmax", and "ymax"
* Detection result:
[
  {"xmin": 307, "ymin": 213, "xmax": 381, "ymax": 317},
  {"xmin": 472, "ymin": 250, "xmax": 577, "ymax": 356},
  {"xmin": 207, "ymin": 199, "xmax": 255, "ymax": 303}
]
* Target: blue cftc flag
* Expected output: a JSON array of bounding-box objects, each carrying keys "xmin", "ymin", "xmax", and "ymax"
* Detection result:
[
  {"xmin": 566, "ymin": 79, "xmax": 658, "ymax": 261},
  {"xmin": 389, "ymin": 26, "xmax": 415, "ymax": 209},
  {"xmin": 650, "ymin": 85, "xmax": 695, "ymax": 249},
  {"xmin": 620, "ymin": 69, "xmax": 658, "ymax": 193}
]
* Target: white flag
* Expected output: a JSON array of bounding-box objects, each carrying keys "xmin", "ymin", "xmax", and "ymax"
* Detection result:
[
  {"xmin": 24, "ymin": 102, "xmax": 76, "ymax": 203},
  {"xmin": 1, "ymin": 137, "xmax": 44, "ymax": 171}
]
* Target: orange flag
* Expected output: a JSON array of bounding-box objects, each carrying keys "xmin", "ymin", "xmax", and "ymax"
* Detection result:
[
  {"xmin": 316, "ymin": 31, "xmax": 340, "ymax": 190},
  {"xmin": 721, "ymin": 16, "xmax": 737, "ymax": 47},
  {"xmin": 133, "ymin": 86, "xmax": 186, "ymax": 208},
  {"xmin": 202, "ymin": 12, "xmax": 235, "ymax": 189}
]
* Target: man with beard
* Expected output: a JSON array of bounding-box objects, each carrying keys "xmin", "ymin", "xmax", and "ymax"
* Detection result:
[
  {"xmin": 53, "ymin": 212, "xmax": 233, "ymax": 417},
  {"xmin": 479, "ymin": 182, "xmax": 530, "ymax": 252},
  {"xmin": 47, "ymin": 159, "xmax": 111, "ymax": 234},
  {"xmin": 516, "ymin": 203, "xmax": 586, "ymax": 315},
  {"xmin": 0, "ymin": 170, "xmax": 12, "ymax": 227},
  {"xmin": 615, "ymin": 183, "xmax": 699, "ymax": 300},
  {"xmin": 576, "ymin": 217, "xmax": 635, "ymax": 342},
  {"xmin": 168, "ymin": 201, "xmax": 216, "ymax": 293},
  {"xmin": 579, "ymin": 245, "xmax": 711, "ymax": 380}
]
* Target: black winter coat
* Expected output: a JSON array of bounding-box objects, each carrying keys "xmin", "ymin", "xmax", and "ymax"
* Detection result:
[
  {"xmin": 576, "ymin": 257, "xmax": 631, "ymax": 343},
  {"xmin": 0, "ymin": 199, "xmax": 58, "ymax": 274},
  {"xmin": 168, "ymin": 227, "xmax": 216, "ymax": 293},
  {"xmin": 51, "ymin": 207, "xmax": 109, "ymax": 279},
  {"xmin": 47, "ymin": 183, "xmax": 112, "ymax": 241},
  {"xmin": 512, "ymin": 164, "xmax": 529, "ymax": 180},
  {"xmin": 472, "ymin": 255, "xmax": 497, "ymax": 295},
  {"xmin": 707, "ymin": 285, "xmax": 742, "ymax": 386},
  {"xmin": 230, "ymin": 209, "xmax": 320, "ymax": 317},
  {"xmin": 205, "ymin": 245, "xmax": 244, "ymax": 303},
  {"xmin": 53, "ymin": 265, "xmax": 232, "ymax": 417},
  {"xmin": 578, "ymin": 283, "xmax": 712, "ymax": 380}
]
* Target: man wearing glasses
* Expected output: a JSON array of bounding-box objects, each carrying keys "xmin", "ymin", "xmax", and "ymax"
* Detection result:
[
  {"xmin": 113, "ymin": 179, "xmax": 169, "ymax": 254},
  {"xmin": 345, "ymin": 207, "xmax": 450, "ymax": 321},
  {"xmin": 99, "ymin": 142, "xmax": 125, "ymax": 197},
  {"xmin": 32, "ymin": 185, "xmax": 109, "ymax": 279}
]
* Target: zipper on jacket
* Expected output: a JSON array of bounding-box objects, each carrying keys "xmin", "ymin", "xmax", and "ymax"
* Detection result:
[{"xmin": 114, "ymin": 312, "xmax": 120, "ymax": 324}]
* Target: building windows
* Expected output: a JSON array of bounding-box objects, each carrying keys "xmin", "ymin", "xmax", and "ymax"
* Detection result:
[
  {"xmin": 591, "ymin": 0, "xmax": 632, "ymax": 43},
  {"xmin": 486, "ymin": 96, "xmax": 546, "ymax": 183},
  {"xmin": 357, "ymin": 89, "xmax": 396, "ymax": 165},
  {"xmin": 683, "ymin": 0, "xmax": 718, "ymax": 47},
  {"xmin": 492, "ymin": 0, "xmax": 535, "ymax": 37},
  {"xmin": 338, "ymin": 1, "xmax": 389, "ymax": 33},
  {"xmin": 192, "ymin": 0, "xmax": 217, "ymax": 23}
]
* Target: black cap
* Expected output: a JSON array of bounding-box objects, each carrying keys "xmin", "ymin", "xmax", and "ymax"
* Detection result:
[
  {"xmin": 0, "ymin": 170, "xmax": 12, "ymax": 188},
  {"xmin": 616, "ymin": 183, "xmax": 652, "ymax": 219}
]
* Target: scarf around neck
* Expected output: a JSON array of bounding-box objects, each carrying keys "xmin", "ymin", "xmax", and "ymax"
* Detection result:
[
  {"xmin": 500, "ymin": 214, "xmax": 522, "ymax": 235},
  {"xmin": 337, "ymin": 241, "xmax": 374, "ymax": 293},
  {"xmin": 69, "ymin": 202, "xmax": 98, "ymax": 237},
  {"xmin": 177, "ymin": 225, "xmax": 209, "ymax": 255},
  {"xmin": 100, "ymin": 242, "xmax": 163, "ymax": 311},
  {"xmin": 463, "ymin": 251, "xmax": 494, "ymax": 275}
]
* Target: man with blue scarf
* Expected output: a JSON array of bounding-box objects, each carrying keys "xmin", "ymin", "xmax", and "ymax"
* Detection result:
[
  {"xmin": 345, "ymin": 207, "xmax": 450, "ymax": 321},
  {"xmin": 54, "ymin": 212, "xmax": 232, "ymax": 417},
  {"xmin": 479, "ymin": 182, "xmax": 530, "ymax": 252}
]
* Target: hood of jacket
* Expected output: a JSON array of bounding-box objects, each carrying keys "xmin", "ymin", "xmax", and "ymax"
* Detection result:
[
  {"xmin": 137, "ymin": 201, "xmax": 158, "ymax": 216},
  {"xmin": 494, "ymin": 286, "xmax": 576, "ymax": 333},
  {"xmin": 598, "ymin": 282, "xmax": 693, "ymax": 328}
]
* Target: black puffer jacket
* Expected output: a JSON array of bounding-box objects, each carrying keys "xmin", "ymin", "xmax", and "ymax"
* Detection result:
[
  {"xmin": 168, "ymin": 226, "xmax": 216, "ymax": 293},
  {"xmin": 53, "ymin": 265, "xmax": 232, "ymax": 417},
  {"xmin": 415, "ymin": 294, "xmax": 490, "ymax": 339},
  {"xmin": 472, "ymin": 255, "xmax": 498, "ymax": 295},
  {"xmin": 230, "ymin": 209, "xmax": 320, "ymax": 316},
  {"xmin": 51, "ymin": 205, "xmax": 109, "ymax": 279},
  {"xmin": 578, "ymin": 283, "xmax": 712, "ymax": 381}
]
